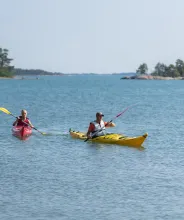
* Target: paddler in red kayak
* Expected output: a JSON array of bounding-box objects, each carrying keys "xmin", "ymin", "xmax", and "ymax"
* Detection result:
[
  {"xmin": 13, "ymin": 109, "xmax": 34, "ymax": 127},
  {"xmin": 86, "ymin": 112, "xmax": 115, "ymax": 139}
]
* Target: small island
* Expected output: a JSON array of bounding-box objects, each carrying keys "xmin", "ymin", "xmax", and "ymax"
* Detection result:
[{"xmin": 121, "ymin": 60, "xmax": 184, "ymax": 80}]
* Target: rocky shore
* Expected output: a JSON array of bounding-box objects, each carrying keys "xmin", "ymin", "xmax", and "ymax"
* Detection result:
[
  {"xmin": 0, "ymin": 76, "xmax": 39, "ymax": 80},
  {"xmin": 121, "ymin": 75, "xmax": 184, "ymax": 80},
  {"xmin": 0, "ymin": 76, "xmax": 13, "ymax": 79}
]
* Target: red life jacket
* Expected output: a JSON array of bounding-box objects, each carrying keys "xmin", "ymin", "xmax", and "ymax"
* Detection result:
[{"xmin": 17, "ymin": 116, "xmax": 30, "ymax": 126}]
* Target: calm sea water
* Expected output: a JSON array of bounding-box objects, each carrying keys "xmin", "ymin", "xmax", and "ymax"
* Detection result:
[{"xmin": 0, "ymin": 75, "xmax": 184, "ymax": 220}]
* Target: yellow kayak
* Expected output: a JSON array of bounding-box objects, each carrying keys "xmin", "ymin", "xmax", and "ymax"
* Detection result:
[{"xmin": 69, "ymin": 129, "xmax": 148, "ymax": 147}]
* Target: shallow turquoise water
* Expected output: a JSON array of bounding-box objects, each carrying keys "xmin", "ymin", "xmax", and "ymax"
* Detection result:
[{"xmin": 0, "ymin": 75, "xmax": 184, "ymax": 220}]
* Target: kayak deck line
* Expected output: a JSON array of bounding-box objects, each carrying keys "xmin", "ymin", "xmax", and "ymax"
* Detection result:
[{"xmin": 69, "ymin": 129, "xmax": 148, "ymax": 148}]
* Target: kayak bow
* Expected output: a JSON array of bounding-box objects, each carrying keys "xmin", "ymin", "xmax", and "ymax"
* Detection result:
[{"xmin": 12, "ymin": 126, "xmax": 32, "ymax": 139}]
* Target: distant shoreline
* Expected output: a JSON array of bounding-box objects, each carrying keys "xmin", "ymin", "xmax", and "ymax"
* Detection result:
[
  {"xmin": 0, "ymin": 76, "xmax": 14, "ymax": 79},
  {"xmin": 1, "ymin": 74, "xmax": 184, "ymax": 80},
  {"xmin": 0, "ymin": 76, "xmax": 41, "ymax": 80}
]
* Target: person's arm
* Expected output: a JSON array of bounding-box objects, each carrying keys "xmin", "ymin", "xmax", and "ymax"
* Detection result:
[
  {"xmin": 13, "ymin": 117, "xmax": 19, "ymax": 126},
  {"xmin": 27, "ymin": 119, "xmax": 34, "ymax": 128},
  {"xmin": 105, "ymin": 121, "xmax": 116, "ymax": 128},
  {"xmin": 86, "ymin": 123, "xmax": 95, "ymax": 138}
]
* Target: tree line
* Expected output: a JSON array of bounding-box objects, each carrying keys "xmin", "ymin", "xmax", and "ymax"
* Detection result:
[
  {"xmin": 136, "ymin": 59, "xmax": 184, "ymax": 77},
  {"xmin": 0, "ymin": 47, "xmax": 64, "ymax": 77},
  {"xmin": 0, "ymin": 48, "xmax": 14, "ymax": 77},
  {"xmin": 2, "ymin": 47, "xmax": 184, "ymax": 78},
  {"xmin": 14, "ymin": 68, "xmax": 64, "ymax": 76}
]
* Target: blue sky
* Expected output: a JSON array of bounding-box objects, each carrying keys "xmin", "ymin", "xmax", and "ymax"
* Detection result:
[{"xmin": 1, "ymin": 0, "xmax": 184, "ymax": 73}]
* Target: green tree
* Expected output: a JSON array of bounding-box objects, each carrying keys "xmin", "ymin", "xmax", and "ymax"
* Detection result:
[
  {"xmin": 136, "ymin": 63, "xmax": 148, "ymax": 75},
  {"xmin": 175, "ymin": 59, "xmax": 184, "ymax": 77},
  {"xmin": 151, "ymin": 62, "xmax": 167, "ymax": 76},
  {"xmin": 166, "ymin": 64, "xmax": 180, "ymax": 78},
  {"xmin": 0, "ymin": 48, "xmax": 14, "ymax": 77}
]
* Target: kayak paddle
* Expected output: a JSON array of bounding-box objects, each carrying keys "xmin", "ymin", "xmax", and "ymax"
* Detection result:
[
  {"xmin": 84, "ymin": 104, "xmax": 138, "ymax": 142},
  {"xmin": 0, "ymin": 107, "xmax": 46, "ymax": 135}
]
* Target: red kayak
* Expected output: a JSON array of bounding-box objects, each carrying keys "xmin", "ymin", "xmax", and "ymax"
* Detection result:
[{"xmin": 12, "ymin": 126, "xmax": 32, "ymax": 139}]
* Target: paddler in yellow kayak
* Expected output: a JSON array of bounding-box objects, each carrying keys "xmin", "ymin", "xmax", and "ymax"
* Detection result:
[
  {"xmin": 86, "ymin": 112, "xmax": 115, "ymax": 139},
  {"xmin": 13, "ymin": 109, "xmax": 34, "ymax": 127}
]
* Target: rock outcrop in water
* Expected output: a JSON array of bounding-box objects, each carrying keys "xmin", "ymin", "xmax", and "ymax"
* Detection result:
[{"xmin": 121, "ymin": 75, "xmax": 184, "ymax": 80}]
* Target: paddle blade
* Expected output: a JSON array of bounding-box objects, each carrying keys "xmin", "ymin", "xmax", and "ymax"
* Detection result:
[
  {"xmin": 41, "ymin": 132, "xmax": 47, "ymax": 135},
  {"xmin": 0, "ymin": 107, "xmax": 12, "ymax": 115},
  {"xmin": 84, "ymin": 138, "xmax": 89, "ymax": 142}
]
